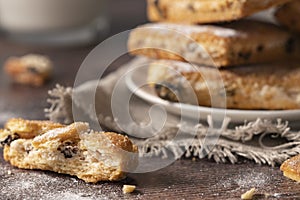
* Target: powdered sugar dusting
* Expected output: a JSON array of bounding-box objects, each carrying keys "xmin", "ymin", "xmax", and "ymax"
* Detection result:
[
  {"xmin": 0, "ymin": 155, "xmax": 128, "ymax": 200},
  {"xmin": 46, "ymin": 192, "xmax": 95, "ymax": 200},
  {"xmin": 234, "ymin": 171, "xmax": 269, "ymax": 188},
  {"xmin": 141, "ymin": 23, "xmax": 241, "ymax": 38},
  {"xmin": 213, "ymin": 168, "xmax": 273, "ymax": 193}
]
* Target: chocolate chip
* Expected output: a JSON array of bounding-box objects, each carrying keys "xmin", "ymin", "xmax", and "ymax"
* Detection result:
[
  {"xmin": 153, "ymin": 0, "xmax": 166, "ymax": 18},
  {"xmin": 232, "ymin": 101, "xmax": 238, "ymax": 105},
  {"xmin": 285, "ymin": 37, "xmax": 295, "ymax": 54},
  {"xmin": 238, "ymin": 51, "xmax": 252, "ymax": 60},
  {"xmin": 64, "ymin": 141, "xmax": 72, "ymax": 146},
  {"xmin": 226, "ymin": 89, "xmax": 236, "ymax": 97},
  {"xmin": 256, "ymin": 45, "xmax": 264, "ymax": 52},
  {"xmin": 187, "ymin": 4, "xmax": 196, "ymax": 12},
  {"xmin": 155, "ymin": 84, "xmax": 162, "ymax": 91},
  {"xmin": 27, "ymin": 66, "xmax": 39, "ymax": 74},
  {"xmin": 226, "ymin": 2, "xmax": 234, "ymax": 8},
  {"xmin": 58, "ymin": 143, "xmax": 79, "ymax": 159},
  {"xmin": 63, "ymin": 146, "xmax": 78, "ymax": 158},
  {"xmin": 25, "ymin": 144, "xmax": 33, "ymax": 154},
  {"xmin": 0, "ymin": 134, "xmax": 20, "ymax": 146}
]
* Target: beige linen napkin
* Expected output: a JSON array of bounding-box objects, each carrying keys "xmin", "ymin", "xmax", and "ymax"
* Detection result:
[{"xmin": 45, "ymin": 58, "xmax": 300, "ymax": 166}]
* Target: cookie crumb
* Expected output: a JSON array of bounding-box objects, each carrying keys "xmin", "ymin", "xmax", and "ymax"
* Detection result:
[
  {"xmin": 241, "ymin": 188, "xmax": 256, "ymax": 200},
  {"xmin": 4, "ymin": 54, "xmax": 53, "ymax": 87},
  {"xmin": 7, "ymin": 170, "xmax": 12, "ymax": 175},
  {"xmin": 122, "ymin": 185, "xmax": 136, "ymax": 194},
  {"xmin": 264, "ymin": 193, "xmax": 271, "ymax": 198}
]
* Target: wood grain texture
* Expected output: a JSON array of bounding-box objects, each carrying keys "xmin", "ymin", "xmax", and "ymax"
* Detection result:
[
  {"xmin": 1, "ymin": 150, "xmax": 300, "ymax": 199},
  {"xmin": 0, "ymin": 1, "xmax": 300, "ymax": 199}
]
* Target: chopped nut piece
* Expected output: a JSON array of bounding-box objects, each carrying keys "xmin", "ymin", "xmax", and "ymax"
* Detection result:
[
  {"xmin": 122, "ymin": 185, "xmax": 136, "ymax": 194},
  {"xmin": 241, "ymin": 188, "xmax": 256, "ymax": 200}
]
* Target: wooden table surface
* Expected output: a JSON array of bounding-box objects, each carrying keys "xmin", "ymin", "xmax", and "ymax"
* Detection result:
[{"xmin": 1, "ymin": 1, "xmax": 300, "ymax": 199}]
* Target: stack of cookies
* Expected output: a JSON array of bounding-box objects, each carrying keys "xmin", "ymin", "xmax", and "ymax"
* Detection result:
[{"xmin": 128, "ymin": 0, "xmax": 300, "ymax": 110}]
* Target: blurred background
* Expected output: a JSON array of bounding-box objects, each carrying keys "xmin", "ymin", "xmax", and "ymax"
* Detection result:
[
  {"xmin": 109, "ymin": 0, "xmax": 147, "ymax": 35},
  {"xmin": 0, "ymin": 0, "xmax": 147, "ymax": 43},
  {"xmin": 0, "ymin": 0, "xmax": 147, "ymax": 125}
]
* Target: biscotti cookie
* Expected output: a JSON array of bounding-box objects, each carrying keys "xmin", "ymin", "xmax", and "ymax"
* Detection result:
[
  {"xmin": 4, "ymin": 54, "xmax": 53, "ymax": 87},
  {"xmin": 148, "ymin": 0, "xmax": 291, "ymax": 24},
  {"xmin": 275, "ymin": 0, "xmax": 300, "ymax": 33},
  {"xmin": 1, "ymin": 120, "xmax": 138, "ymax": 183},
  {"xmin": 0, "ymin": 119, "xmax": 64, "ymax": 147},
  {"xmin": 148, "ymin": 59, "xmax": 300, "ymax": 110},
  {"xmin": 3, "ymin": 118, "xmax": 64, "ymax": 140},
  {"xmin": 128, "ymin": 21, "xmax": 300, "ymax": 67},
  {"xmin": 281, "ymin": 154, "xmax": 300, "ymax": 182}
]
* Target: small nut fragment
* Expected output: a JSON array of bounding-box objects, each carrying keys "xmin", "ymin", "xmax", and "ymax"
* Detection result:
[
  {"xmin": 122, "ymin": 185, "xmax": 136, "ymax": 194},
  {"xmin": 241, "ymin": 188, "xmax": 256, "ymax": 200}
]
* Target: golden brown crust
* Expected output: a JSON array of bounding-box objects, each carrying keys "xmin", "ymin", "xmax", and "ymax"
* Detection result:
[
  {"xmin": 148, "ymin": 59, "xmax": 300, "ymax": 110},
  {"xmin": 1, "ymin": 120, "xmax": 138, "ymax": 183},
  {"xmin": 122, "ymin": 185, "xmax": 136, "ymax": 194},
  {"xmin": 4, "ymin": 54, "xmax": 53, "ymax": 87},
  {"xmin": 275, "ymin": 0, "xmax": 300, "ymax": 33},
  {"xmin": 128, "ymin": 21, "xmax": 300, "ymax": 67},
  {"xmin": 31, "ymin": 122, "xmax": 86, "ymax": 147},
  {"xmin": 102, "ymin": 132, "xmax": 138, "ymax": 153},
  {"xmin": 281, "ymin": 154, "xmax": 300, "ymax": 182},
  {"xmin": 148, "ymin": 0, "xmax": 291, "ymax": 24},
  {"xmin": 4, "ymin": 118, "xmax": 65, "ymax": 139}
]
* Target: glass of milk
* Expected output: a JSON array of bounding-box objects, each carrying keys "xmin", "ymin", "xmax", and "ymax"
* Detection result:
[{"xmin": 0, "ymin": 0, "xmax": 109, "ymax": 45}]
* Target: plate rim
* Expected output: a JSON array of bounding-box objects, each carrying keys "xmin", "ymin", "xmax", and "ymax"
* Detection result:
[{"xmin": 125, "ymin": 66, "xmax": 300, "ymax": 121}]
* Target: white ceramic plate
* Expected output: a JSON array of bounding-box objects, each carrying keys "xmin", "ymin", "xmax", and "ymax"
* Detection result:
[{"xmin": 125, "ymin": 66, "xmax": 300, "ymax": 123}]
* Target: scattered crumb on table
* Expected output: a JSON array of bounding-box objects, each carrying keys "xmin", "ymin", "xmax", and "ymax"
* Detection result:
[
  {"xmin": 122, "ymin": 185, "xmax": 136, "ymax": 194},
  {"xmin": 241, "ymin": 188, "xmax": 256, "ymax": 200}
]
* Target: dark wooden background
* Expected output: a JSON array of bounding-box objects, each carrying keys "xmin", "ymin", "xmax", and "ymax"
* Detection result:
[{"xmin": 1, "ymin": 1, "xmax": 300, "ymax": 199}]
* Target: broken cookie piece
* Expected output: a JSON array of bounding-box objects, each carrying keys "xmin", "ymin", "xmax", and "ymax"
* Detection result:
[
  {"xmin": 1, "ymin": 120, "xmax": 138, "ymax": 183},
  {"xmin": 122, "ymin": 185, "xmax": 136, "ymax": 194},
  {"xmin": 4, "ymin": 54, "xmax": 53, "ymax": 86},
  {"xmin": 1, "ymin": 118, "xmax": 64, "ymax": 140},
  {"xmin": 241, "ymin": 188, "xmax": 256, "ymax": 200},
  {"xmin": 128, "ymin": 21, "xmax": 300, "ymax": 67},
  {"xmin": 147, "ymin": 0, "xmax": 291, "ymax": 24},
  {"xmin": 280, "ymin": 154, "xmax": 300, "ymax": 182}
]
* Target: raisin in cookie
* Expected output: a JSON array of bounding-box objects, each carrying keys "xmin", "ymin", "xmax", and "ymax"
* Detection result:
[
  {"xmin": 275, "ymin": 0, "xmax": 300, "ymax": 33},
  {"xmin": 1, "ymin": 121, "xmax": 138, "ymax": 183},
  {"xmin": 148, "ymin": 0, "xmax": 291, "ymax": 24},
  {"xmin": 148, "ymin": 59, "xmax": 300, "ymax": 110},
  {"xmin": 4, "ymin": 54, "xmax": 53, "ymax": 86},
  {"xmin": 128, "ymin": 21, "xmax": 300, "ymax": 67},
  {"xmin": 281, "ymin": 154, "xmax": 300, "ymax": 182},
  {"xmin": 2, "ymin": 118, "xmax": 64, "ymax": 141}
]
